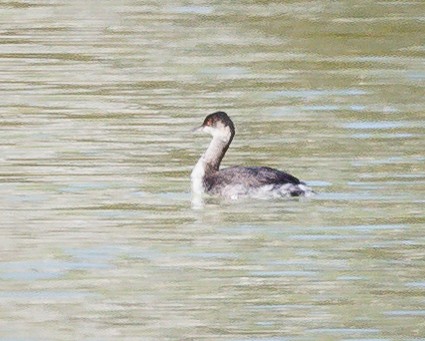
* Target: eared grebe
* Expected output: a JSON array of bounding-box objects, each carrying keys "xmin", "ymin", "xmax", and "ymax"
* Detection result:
[{"xmin": 191, "ymin": 111, "xmax": 314, "ymax": 200}]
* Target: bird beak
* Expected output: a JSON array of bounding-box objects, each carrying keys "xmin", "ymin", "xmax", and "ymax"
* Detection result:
[{"xmin": 191, "ymin": 125, "xmax": 204, "ymax": 133}]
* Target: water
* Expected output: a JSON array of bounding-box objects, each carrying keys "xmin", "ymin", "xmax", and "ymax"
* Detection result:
[{"xmin": 1, "ymin": 1, "xmax": 424, "ymax": 340}]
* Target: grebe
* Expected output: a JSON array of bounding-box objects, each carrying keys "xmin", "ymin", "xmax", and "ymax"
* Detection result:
[{"xmin": 191, "ymin": 111, "xmax": 314, "ymax": 200}]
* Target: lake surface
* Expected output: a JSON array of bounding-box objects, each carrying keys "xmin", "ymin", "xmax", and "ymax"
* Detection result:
[{"xmin": 0, "ymin": 1, "xmax": 424, "ymax": 340}]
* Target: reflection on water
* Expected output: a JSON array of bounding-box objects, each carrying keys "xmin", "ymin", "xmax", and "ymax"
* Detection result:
[{"xmin": 1, "ymin": 0, "xmax": 424, "ymax": 340}]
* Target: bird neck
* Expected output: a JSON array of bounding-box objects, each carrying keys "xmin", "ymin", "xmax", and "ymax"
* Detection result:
[
  {"xmin": 191, "ymin": 128, "xmax": 234, "ymax": 195},
  {"xmin": 202, "ymin": 133, "xmax": 232, "ymax": 172}
]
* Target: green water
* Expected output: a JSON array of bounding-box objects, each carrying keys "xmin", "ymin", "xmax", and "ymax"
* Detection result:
[{"xmin": 0, "ymin": 1, "xmax": 424, "ymax": 340}]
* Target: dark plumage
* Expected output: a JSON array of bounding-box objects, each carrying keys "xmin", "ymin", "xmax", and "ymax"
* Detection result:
[{"xmin": 205, "ymin": 166, "xmax": 302, "ymax": 192}]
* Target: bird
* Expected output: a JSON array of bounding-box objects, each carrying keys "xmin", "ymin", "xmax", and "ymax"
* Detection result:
[{"xmin": 191, "ymin": 111, "xmax": 314, "ymax": 200}]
